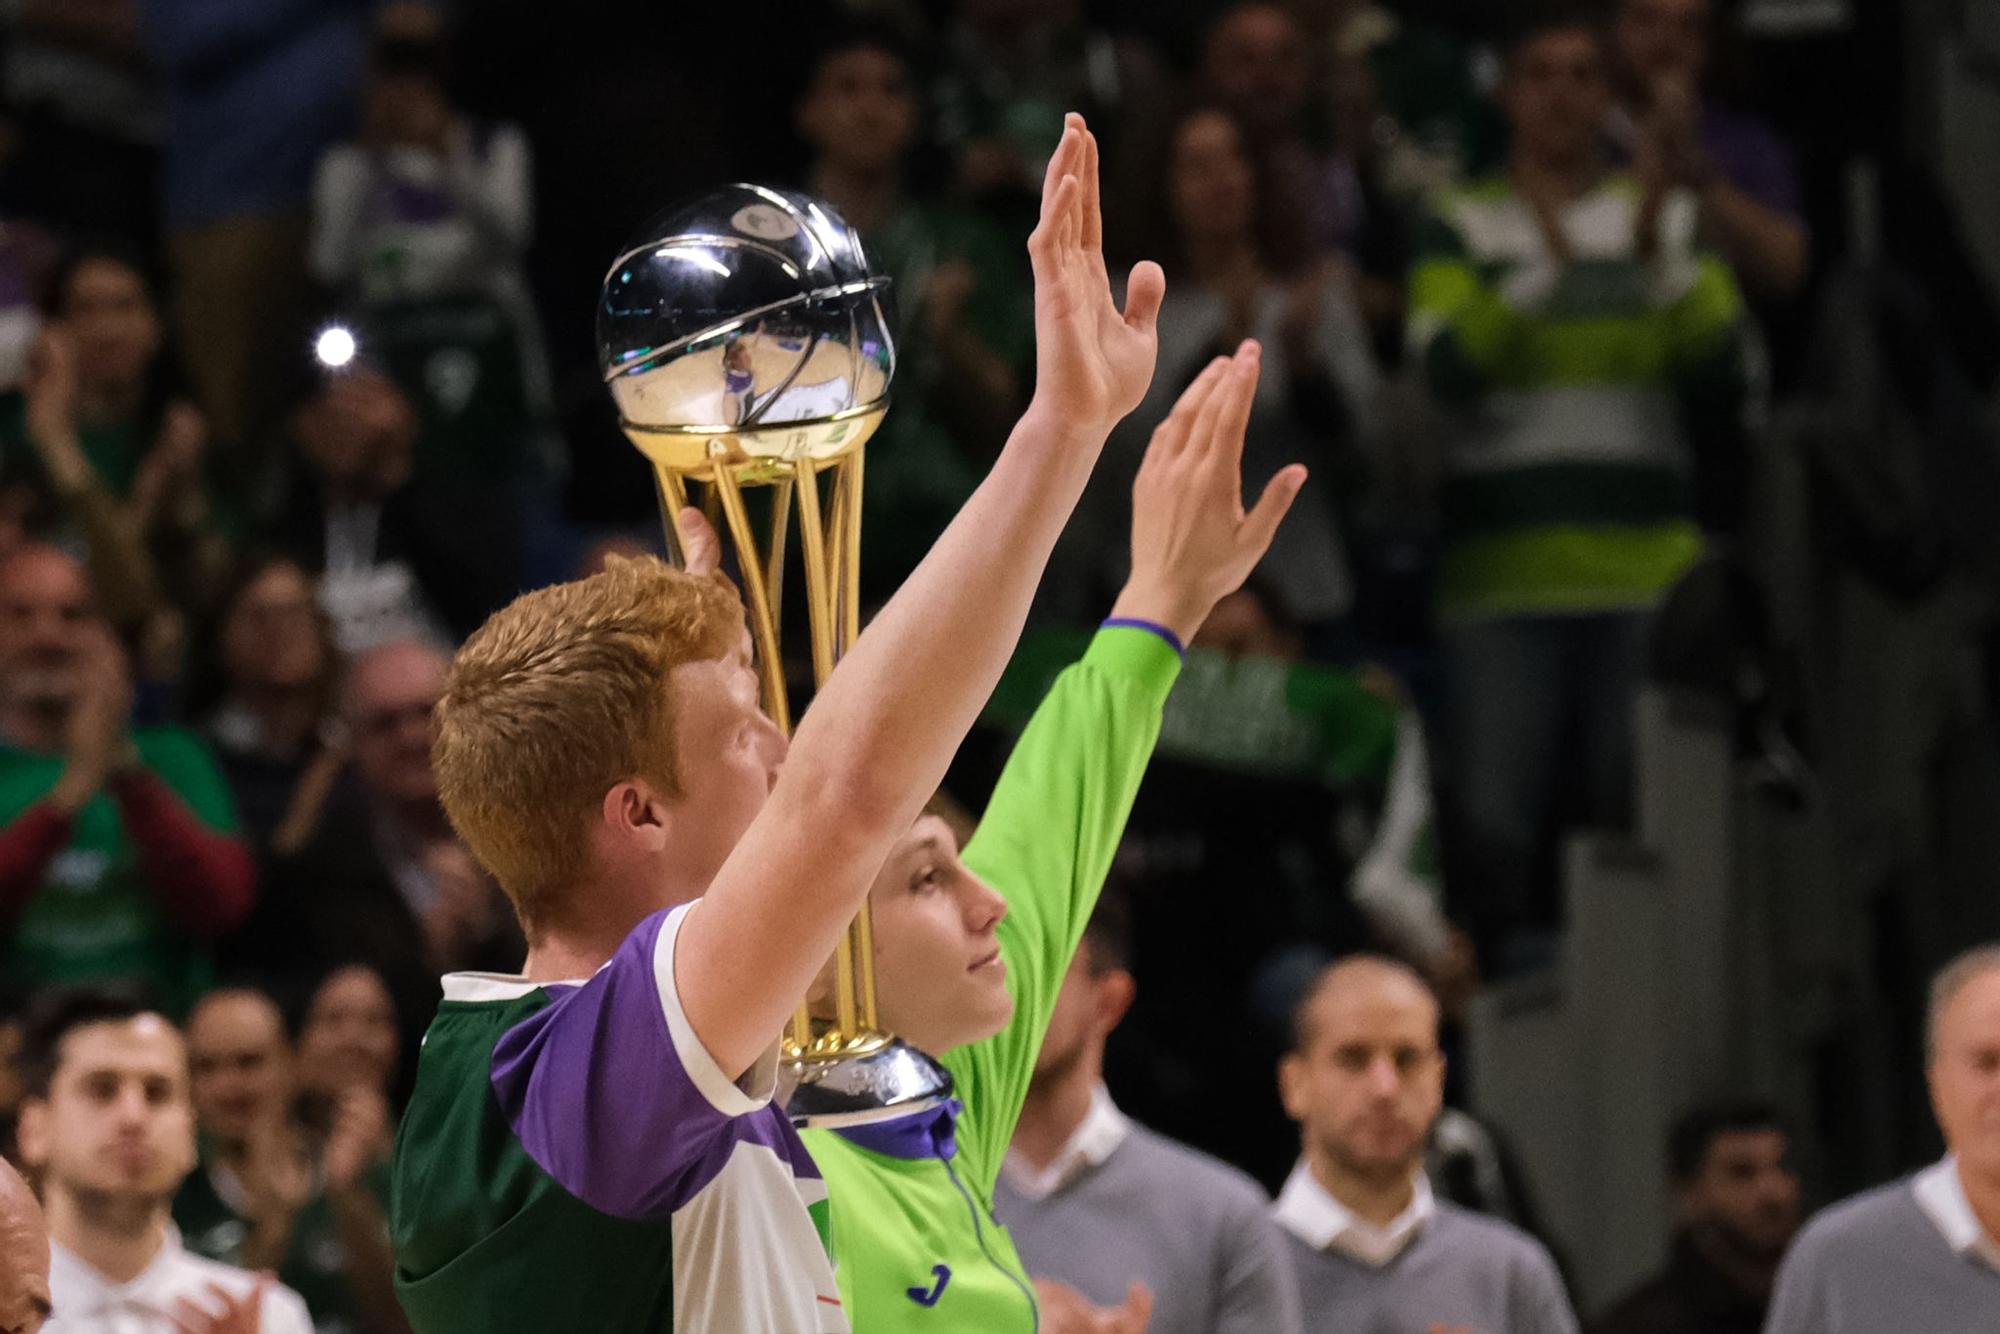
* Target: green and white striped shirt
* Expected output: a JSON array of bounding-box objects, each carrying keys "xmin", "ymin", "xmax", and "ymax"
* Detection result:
[{"xmin": 1408, "ymin": 173, "xmax": 1749, "ymax": 621}]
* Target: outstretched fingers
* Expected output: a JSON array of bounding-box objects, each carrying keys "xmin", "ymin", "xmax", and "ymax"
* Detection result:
[
  {"xmin": 1146, "ymin": 357, "xmax": 1229, "ymax": 462},
  {"xmin": 1241, "ymin": 464, "xmax": 1309, "ymax": 560},
  {"xmin": 1039, "ymin": 122, "xmax": 1080, "ymax": 226},
  {"xmin": 1029, "ymin": 125, "xmax": 1083, "ymax": 280},
  {"xmin": 1080, "ymin": 121, "xmax": 1103, "ymax": 253},
  {"xmin": 1179, "ymin": 352, "xmax": 1240, "ymax": 463},
  {"xmin": 1210, "ymin": 341, "xmax": 1262, "ymax": 476}
]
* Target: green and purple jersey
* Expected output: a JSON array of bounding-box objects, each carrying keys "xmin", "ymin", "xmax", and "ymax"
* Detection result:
[
  {"xmin": 802, "ymin": 623, "xmax": 1182, "ymax": 1332},
  {"xmin": 389, "ymin": 902, "xmax": 846, "ymax": 1333}
]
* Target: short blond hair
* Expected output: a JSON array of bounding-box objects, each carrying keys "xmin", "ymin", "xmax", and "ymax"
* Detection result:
[{"xmin": 432, "ymin": 556, "xmax": 744, "ymax": 932}]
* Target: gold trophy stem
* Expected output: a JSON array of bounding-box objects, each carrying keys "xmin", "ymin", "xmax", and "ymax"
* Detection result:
[
  {"xmin": 704, "ymin": 454, "xmax": 791, "ymax": 735},
  {"xmin": 764, "ymin": 475, "xmax": 792, "ymax": 621},
  {"xmin": 656, "ymin": 446, "xmax": 889, "ymax": 1063},
  {"xmin": 791, "ymin": 460, "xmax": 837, "ymax": 684}
]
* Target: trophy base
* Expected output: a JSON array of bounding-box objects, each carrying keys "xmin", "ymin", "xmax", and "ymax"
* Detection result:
[{"xmin": 782, "ymin": 1037, "xmax": 954, "ymax": 1129}]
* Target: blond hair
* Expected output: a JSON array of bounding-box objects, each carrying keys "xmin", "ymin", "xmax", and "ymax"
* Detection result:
[{"xmin": 432, "ymin": 556, "xmax": 743, "ymax": 932}]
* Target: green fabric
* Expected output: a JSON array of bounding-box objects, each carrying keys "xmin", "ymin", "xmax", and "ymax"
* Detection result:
[
  {"xmin": 0, "ymin": 727, "xmax": 239, "ymax": 1012},
  {"xmin": 364, "ymin": 296, "xmax": 542, "ymax": 484},
  {"xmin": 1440, "ymin": 463, "xmax": 1693, "ymax": 535},
  {"xmin": 0, "ymin": 391, "xmax": 248, "ymax": 543},
  {"xmin": 176, "ymin": 1155, "xmax": 392, "ymax": 1333},
  {"xmin": 805, "ymin": 625, "xmax": 1180, "ymax": 1333},
  {"xmin": 986, "ymin": 628, "xmax": 1400, "ymax": 791},
  {"xmin": 389, "ymin": 991, "xmax": 679, "ymax": 1332},
  {"xmin": 1435, "ymin": 521, "xmax": 1705, "ymax": 621},
  {"xmin": 1408, "ymin": 178, "xmax": 1747, "ymax": 391},
  {"xmin": 806, "ymin": 1133, "xmax": 1039, "ymax": 1332},
  {"xmin": 0, "ymin": 391, "xmax": 146, "ymax": 497}
]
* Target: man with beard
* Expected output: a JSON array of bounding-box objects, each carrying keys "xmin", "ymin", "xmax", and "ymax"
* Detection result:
[
  {"xmin": 1274, "ymin": 956, "xmax": 1577, "ymax": 1332},
  {"xmin": 15, "ymin": 987, "xmax": 311, "ymax": 1332},
  {"xmin": 1588, "ymin": 1102, "xmax": 1801, "ymax": 1333},
  {"xmin": 0, "ymin": 546, "xmax": 253, "ymax": 1010}
]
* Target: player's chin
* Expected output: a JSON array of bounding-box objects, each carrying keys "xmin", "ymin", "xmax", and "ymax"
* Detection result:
[{"xmin": 962, "ymin": 979, "xmax": 1016, "ymax": 1045}]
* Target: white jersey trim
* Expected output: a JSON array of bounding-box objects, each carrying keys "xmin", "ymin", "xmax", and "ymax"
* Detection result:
[{"xmin": 655, "ymin": 900, "xmax": 779, "ymax": 1115}]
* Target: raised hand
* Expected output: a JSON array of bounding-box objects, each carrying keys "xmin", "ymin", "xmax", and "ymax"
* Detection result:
[
  {"xmin": 1025, "ymin": 113, "xmax": 1165, "ymax": 440},
  {"xmin": 1110, "ymin": 341, "xmax": 1306, "ymax": 643}
]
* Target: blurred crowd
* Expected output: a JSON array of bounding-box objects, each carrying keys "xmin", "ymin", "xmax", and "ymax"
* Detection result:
[{"xmin": 1, "ymin": 0, "xmax": 1998, "ymax": 1330}]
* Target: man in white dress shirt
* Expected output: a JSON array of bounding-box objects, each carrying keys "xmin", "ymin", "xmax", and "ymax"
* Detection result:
[
  {"xmin": 13, "ymin": 989, "xmax": 312, "ymax": 1333},
  {"xmin": 1273, "ymin": 955, "xmax": 1576, "ymax": 1332},
  {"xmin": 1765, "ymin": 943, "xmax": 2000, "ymax": 1332}
]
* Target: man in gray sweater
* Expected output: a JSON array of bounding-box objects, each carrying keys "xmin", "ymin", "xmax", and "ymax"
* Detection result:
[
  {"xmin": 1275, "ymin": 955, "xmax": 1577, "ymax": 1332},
  {"xmin": 1764, "ymin": 943, "xmax": 2000, "ymax": 1333},
  {"xmin": 994, "ymin": 899, "xmax": 1301, "ymax": 1334}
]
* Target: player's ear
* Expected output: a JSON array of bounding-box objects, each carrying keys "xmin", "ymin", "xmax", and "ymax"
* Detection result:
[
  {"xmin": 1277, "ymin": 1051, "xmax": 1308, "ymax": 1124},
  {"xmin": 15, "ymin": 1097, "xmax": 50, "ymax": 1169},
  {"xmin": 602, "ymin": 779, "xmax": 672, "ymax": 852},
  {"xmin": 1092, "ymin": 969, "xmax": 1136, "ymax": 1036}
]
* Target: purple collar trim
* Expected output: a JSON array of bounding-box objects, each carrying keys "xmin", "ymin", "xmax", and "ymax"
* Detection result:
[{"xmin": 833, "ymin": 1097, "xmax": 963, "ymax": 1161}]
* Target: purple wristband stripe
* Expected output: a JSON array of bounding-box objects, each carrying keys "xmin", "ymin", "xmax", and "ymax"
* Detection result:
[{"xmin": 1101, "ymin": 617, "xmax": 1185, "ymax": 658}]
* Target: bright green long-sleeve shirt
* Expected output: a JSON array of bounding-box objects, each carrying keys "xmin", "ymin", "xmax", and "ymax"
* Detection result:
[{"xmin": 801, "ymin": 623, "xmax": 1181, "ymax": 1332}]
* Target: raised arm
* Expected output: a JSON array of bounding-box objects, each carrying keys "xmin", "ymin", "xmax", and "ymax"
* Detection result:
[
  {"xmin": 949, "ymin": 348, "xmax": 1306, "ymax": 1176},
  {"xmin": 677, "ymin": 115, "xmax": 1167, "ymax": 1078}
]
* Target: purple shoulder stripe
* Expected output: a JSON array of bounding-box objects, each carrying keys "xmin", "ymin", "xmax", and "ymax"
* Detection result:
[{"xmin": 489, "ymin": 906, "xmax": 819, "ymax": 1219}]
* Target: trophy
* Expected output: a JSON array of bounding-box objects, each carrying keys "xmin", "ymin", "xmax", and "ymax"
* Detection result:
[{"xmin": 598, "ymin": 184, "xmax": 952, "ymax": 1127}]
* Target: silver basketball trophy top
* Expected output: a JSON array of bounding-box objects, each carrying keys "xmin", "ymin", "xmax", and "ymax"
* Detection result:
[{"xmin": 599, "ymin": 184, "xmax": 895, "ymax": 475}]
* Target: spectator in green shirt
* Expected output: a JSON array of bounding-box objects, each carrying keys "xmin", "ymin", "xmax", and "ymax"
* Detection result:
[{"xmin": 0, "ymin": 544, "xmax": 254, "ymax": 1012}]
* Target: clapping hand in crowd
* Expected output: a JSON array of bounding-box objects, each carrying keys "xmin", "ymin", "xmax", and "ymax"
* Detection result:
[
  {"xmin": 132, "ymin": 401, "xmax": 214, "ymax": 535},
  {"xmin": 235, "ymin": 1113, "xmax": 314, "ymax": 1271},
  {"xmin": 172, "ymin": 1278, "xmax": 272, "ymax": 1334},
  {"xmin": 49, "ymin": 626, "xmax": 135, "ymax": 813},
  {"xmin": 323, "ymin": 1085, "xmax": 394, "ymax": 1197},
  {"xmin": 420, "ymin": 840, "xmax": 502, "ymax": 974},
  {"xmin": 21, "ymin": 329, "xmax": 92, "ymax": 497},
  {"xmin": 1035, "ymin": 1279, "xmax": 1153, "ymax": 1334}
]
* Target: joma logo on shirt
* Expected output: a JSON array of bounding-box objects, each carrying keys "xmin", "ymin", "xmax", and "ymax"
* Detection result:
[{"xmin": 907, "ymin": 1264, "xmax": 950, "ymax": 1307}]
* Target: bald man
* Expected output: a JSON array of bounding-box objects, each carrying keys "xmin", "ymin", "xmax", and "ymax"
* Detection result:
[
  {"xmin": 0, "ymin": 1157, "xmax": 51, "ymax": 1333},
  {"xmin": 1274, "ymin": 956, "xmax": 1577, "ymax": 1332},
  {"xmin": 1765, "ymin": 944, "xmax": 2000, "ymax": 1333}
]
